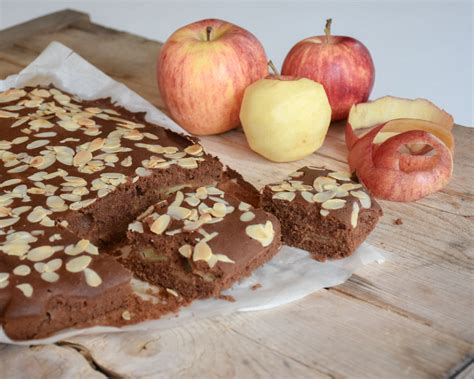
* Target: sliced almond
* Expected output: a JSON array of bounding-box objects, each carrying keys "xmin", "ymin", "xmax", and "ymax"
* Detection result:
[
  {"xmin": 66, "ymin": 255, "xmax": 92, "ymax": 273},
  {"xmin": 321, "ymin": 199, "xmax": 346, "ymax": 210},
  {"xmin": 26, "ymin": 139, "xmax": 49, "ymax": 150},
  {"xmin": 313, "ymin": 190, "xmax": 336, "ymax": 203},
  {"xmin": 27, "ymin": 245, "xmax": 55, "ymax": 262},
  {"xmin": 351, "ymin": 202, "xmax": 360, "ymax": 228},
  {"xmin": 240, "ymin": 211, "xmax": 256, "ymax": 222},
  {"xmin": 272, "ymin": 192, "xmax": 295, "ymax": 202},
  {"xmin": 13, "ymin": 265, "xmax": 31, "ymax": 276},
  {"xmin": 211, "ymin": 202, "xmax": 226, "ymax": 218},
  {"xmin": 214, "ymin": 254, "xmax": 235, "ymax": 264},
  {"xmin": 184, "ymin": 144, "xmax": 203, "ymax": 156},
  {"xmin": 238, "ymin": 201, "xmax": 251, "ymax": 211},
  {"xmin": 168, "ymin": 206, "xmax": 191, "ymax": 220},
  {"xmin": 0, "ymin": 178, "xmax": 22, "ymax": 188},
  {"xmin": 128, "ymin": 221, "xmax": 144, "ymax": 233},
  {"xmin": 193, "ymin": 240, "xmax": 212, "ymax": 262},
  {"xmin": 196, "ymin": 187, "xmax": 208, "ymax": 200},
  {"xmin": 150, "ymin": 214, "xmax": 171, "ymax": 235},
  {"xmin": 177, "ymin": 157, "xmax": 198, "ymax": 169},
  {"xmin": 46, "ymin": 196, "xmax": 66, "ymax": 210},
  {"xmin": 73, "ymin": 150, "xmax": 93, "ymax": 167},
  {"xmin": 320, "ymin": 209, "xmax": 330, "ymax": 217},
  {"xmin": 0, "ymin": 110, "xmax": 19, "ymax": 118},
  {"xmin": 0, "ymin": 217, "xmax": 20, "ymax": 228},
  {"xmin": 301, "ymin": 191, "xmax": 315, "ymax": 203},
  {"xmin": 16, "ymin": 283, "xmax": 33, "ymax": 297},
  {"xmin": 178, "ymin": 244, "xmax": 192, "ymax": 258},
  {"xmin": 340, "ymin": 183, "xmax": 363, "ymax": 191},
  {"xmin": 170, "ymin": 191, "xmax": 184, "ymax": 208},
  {"xmin": 135, "ymin": 167, "xmax": 152, "ymax": 177},
  {"xmin": 184, "ymin": 196, "xmax": 200, "ymax": 207},
  {"xmin": 351, "ymin": 190, "xmax": 371, "ymax": 209},
  {"xmin": 41, "ymin": 272, "xmax": 60, "ymax": 283},
  {"xmin": 84, "ymin": 268, "xmax": 102, "ymax": 287},
  {"xmin": 328, "ymin": 171, "xmax": 352, "ymax": 181},
  {"xmin": 121, "ymin": 156, "xmax": 132, "ymax": 167},
  {"xmin": 245, "ymin": 221, "xmax": 275, "ymax": 247},
  {"xmin": 0, "ymin": 273, "xmax": 9, "ymax": 283}
]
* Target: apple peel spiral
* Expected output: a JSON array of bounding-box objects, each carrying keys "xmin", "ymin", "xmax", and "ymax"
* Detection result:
[{"xmin": 345, "ymin": 97, "xmax": 454, "ymax": 202}]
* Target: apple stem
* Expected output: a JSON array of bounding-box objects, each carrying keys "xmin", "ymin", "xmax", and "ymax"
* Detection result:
[
  {"xmin": 206, "ymin": 26, "xmax": 212, "ymax": 41},
  {"xmin": 268, "ymin": 60, "xmax": 281, "ymax": 79},
  {"xmin": 324, "ymin": 18, "xmax": 332, "ymax": 44}
]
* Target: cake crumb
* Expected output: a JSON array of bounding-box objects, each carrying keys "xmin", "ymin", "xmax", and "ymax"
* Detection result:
[
  {"xmin": 218, "ymin": 294, "xmax": 236, "ymax": 302},
  {"xmin": 394, "ymin": 218, "xmax": 403, "ymax": 225},
  {"xmin": 251, "ymin": 283, "xmax": 262, "ymax": 291}
]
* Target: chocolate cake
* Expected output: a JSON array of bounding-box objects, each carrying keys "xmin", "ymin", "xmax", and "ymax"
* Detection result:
[
  {"xmin": 262, "ymin": 166, "xmax": 382, "ymax": 261},
  {"xmin": 0, "ymin": 86, "xmax": 223, "ymax": 340},
  {"xmin": 122, "ymin": 185, "xmax": 281, "ymax": 299}
]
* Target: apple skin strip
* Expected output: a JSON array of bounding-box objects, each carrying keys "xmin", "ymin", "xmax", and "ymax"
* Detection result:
[
  {"xmin": 347, "ymin": 124, "xmax": 453, "ymax": 202},
  {"xmin": 346, "ymin": 118, "xmax": 454, "ymax": 153}
]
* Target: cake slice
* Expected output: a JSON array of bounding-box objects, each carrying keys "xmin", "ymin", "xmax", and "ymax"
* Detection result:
[
  {"xmin": 122, "ymin": 185, "xmax": 282, "ymax": 299},
  {"xmin": 262, "ymin": 166, "xmax": 382, "ymax": 261}
]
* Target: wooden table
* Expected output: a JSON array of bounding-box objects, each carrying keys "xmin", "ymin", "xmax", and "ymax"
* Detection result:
[{"xmin": 0, "ymin": 10, "xmax": 472, "ymax": 379}]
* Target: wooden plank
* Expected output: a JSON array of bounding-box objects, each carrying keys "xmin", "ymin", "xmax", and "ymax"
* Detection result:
[
  {"xmin": 0, "ymin": 10, "xmax": 473, "ymax": 379},
  {"xmin": 0, "ymin": 9, "xmax": 90, "ymax": 50}
]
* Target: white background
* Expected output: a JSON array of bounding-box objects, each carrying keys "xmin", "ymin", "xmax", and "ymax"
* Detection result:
[{"xmin": 1, "ymin": 0, "xmax": 473, "ymax": 126}]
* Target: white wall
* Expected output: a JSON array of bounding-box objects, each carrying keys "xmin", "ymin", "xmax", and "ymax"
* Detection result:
[{"xmin": 1, "ymin": 0, "xmax": 472, "ymax": 126}]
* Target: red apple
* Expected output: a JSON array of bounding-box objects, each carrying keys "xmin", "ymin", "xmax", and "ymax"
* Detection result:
[
  {"xmin": 157, "ymin": 19, "xmax": 268, "ymax": 135},
  {"xmin": 282, "ymin": 19, "xmax": 375, "ymax": 121}
]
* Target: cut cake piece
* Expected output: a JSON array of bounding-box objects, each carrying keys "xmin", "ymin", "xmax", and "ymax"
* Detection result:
[
  {"xmin": 122, "ymin": 185, "xmax": 282, "ymax": 299},
  {"xmin": 262, "ymin": 166, "xmax": 382, "ymax": 261}
]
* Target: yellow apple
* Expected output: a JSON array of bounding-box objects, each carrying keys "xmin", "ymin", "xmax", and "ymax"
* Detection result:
[{"xmin": 240, "ymin": 76, "xmax": 331, "ymax": 162}]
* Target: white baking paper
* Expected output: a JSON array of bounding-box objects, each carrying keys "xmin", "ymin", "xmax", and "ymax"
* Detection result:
[{"xmin": 0, "ymin": 42, "xmax": 385, "ymax": 345}]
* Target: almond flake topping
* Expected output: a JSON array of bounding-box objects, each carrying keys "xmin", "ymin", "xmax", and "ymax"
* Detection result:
[
  {"xmin": 0, "ymin": 110, "xmax": 19, "ymax": 118},
  {"xmin": 16, "ymin": 283, "xmax": 33, "ymax": 298},
  {"xmin": 184, "ymin": 196, "xmax": 200, "ymax": 207},
  {"xmin": 73, "ymin": 150, "xmax": 93, "ymax": 167},
  {"xmin": 178, "ymin": 244, "xmax": 192, "ymax": 258},
  {"xmin": 84, "ymin": 268, "xmax": 102, "ymax": 287},
  {"xmin": 66, "ymin": 255, "xmax": 92, "ymax": 273},
  {"xmin": 351, "ymin": 202, "xmax": 360, "ymax": 228},
  {"xmin": 238, "ymin": 201, "xmax": 251, "ymax": 211},
  {"xmin": 313, "ymin": 191, "xmax": 336, "ymax": 203},
  {"xmin": 245, "ymin": 221, "xmax": 275, "ymax": 247},
  {"xmin": 150, "ymin": 214, "xmax": 171, "ymax": 235},
  {"xmin": 350, "ymin": 190, "xmax": 371, "ymax": 209},
  {"xmin": 128, "ymin": 221, "xmax": 144, "ymax": 233},
  {"xmin": 240, "ymin": 211, "xmax": 255, "ymax": 222},
  {"xmin": 272, "ymin": 192, "xmax": 296, "ymax": 202},
  {"xmin": 321, "ymin": 199, "xmax": 346, "ymax": 210},
  {"xmin": 13, "ymin": 265, "xmax": 31, "ymax": 276},
  {"xmin": 214, "ymin": 254, "xmax": 235, "ymax": 264},
  {"xmin": 192, "ymin": 240, "xmax": 212, "ymax": 262},
  {"xmin": 301, "ymin": 191, "xmax": 314, "ymax": 203},
  {"xmin": 184, "ymin": 144, "xmax": 203, "ymax": 156},
  {"xmin": 27, "ymin": 245, "xmax": 56, "ymax": 262},
  {"xmin": 211, "ymin": 202, "xmax": 226, "ymax": 218}
]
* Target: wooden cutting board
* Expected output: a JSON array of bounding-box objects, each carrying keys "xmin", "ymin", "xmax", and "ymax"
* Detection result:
[{"xmin": 0, "ymin": 10, "xmax": 472, "ymax": 379}]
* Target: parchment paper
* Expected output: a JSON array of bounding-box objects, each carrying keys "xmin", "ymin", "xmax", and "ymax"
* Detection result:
[{"xmin": 0, "ymin": 42, "xmax": 385, "ymax": 345}]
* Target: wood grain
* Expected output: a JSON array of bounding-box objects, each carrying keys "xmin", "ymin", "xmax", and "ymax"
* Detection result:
[{"xmin": 0, "ymin": 10, "xmax": 472, "ymax": 379}]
